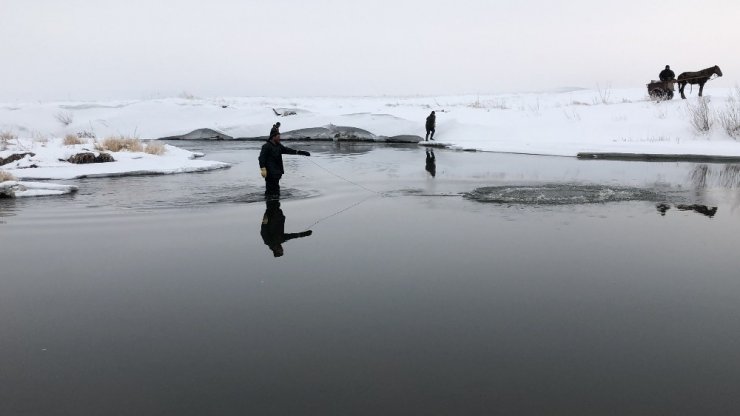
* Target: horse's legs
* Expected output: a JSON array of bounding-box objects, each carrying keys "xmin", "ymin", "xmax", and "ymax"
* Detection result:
[
  {"xmin": 698, "ymin": 81, "xmax": 705, "ymax": 97},
  {"xmin": 679, "ymin": 82, "xmax": 686, "ymax": 99}
]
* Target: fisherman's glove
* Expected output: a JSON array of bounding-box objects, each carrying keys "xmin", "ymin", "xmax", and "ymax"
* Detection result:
[
  {"xmin": 298, "ymin": 151, "xmax": 311, "ymax": 156},
  {"xmin": 260, "ymin": 167, "xmax": 267, "ymax": 178}
]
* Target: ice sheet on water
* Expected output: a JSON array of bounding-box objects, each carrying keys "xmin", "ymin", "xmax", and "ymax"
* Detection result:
[{"xmin": 464, "ymin": 184, "xmax": 669, "ymax": 205}]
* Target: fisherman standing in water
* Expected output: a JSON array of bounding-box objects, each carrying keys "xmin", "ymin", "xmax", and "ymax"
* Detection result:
[{"xmin": 259, "ymin": 129, "xmax": 311, "ymax": 197}]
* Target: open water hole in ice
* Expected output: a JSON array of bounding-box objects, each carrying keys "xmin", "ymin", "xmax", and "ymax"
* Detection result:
[{"xmin": 1, "ymin": 141, "xmax": 740, "ymax": 415}]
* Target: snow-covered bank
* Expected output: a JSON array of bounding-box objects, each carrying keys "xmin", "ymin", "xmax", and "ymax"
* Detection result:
[
  {"xmin": 2, "ymin": 88, "xmax": 740, "ymax": 157},
  {"xmin": 0, "ymin": 180, "xmax": 77, "ymax": 198},
  {"xmin": 0, "ymin": 138, "xmax": 229, "ymax": 180}
]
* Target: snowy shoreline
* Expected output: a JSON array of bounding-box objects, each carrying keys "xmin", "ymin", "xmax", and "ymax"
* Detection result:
[
  {"xmin": 0, "ymin": 180, "xmax": 77, "ymax": 198},
  {"xmin": 3, "ymin": 86, "xmax": 739, "ymax": 200},
  {"xmin": 0, "ymin": 135, "xmax": 229, "ymax": 197},
  {"xmin": 2, "ymin": 87, "xmax": 740, "ymax": 159}
]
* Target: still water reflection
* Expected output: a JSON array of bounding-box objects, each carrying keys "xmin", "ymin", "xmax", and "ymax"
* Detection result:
[
  {"xmin": 260, "ymin": 200, "xmax": 313, "ymax": 257},
  {"xmin": 1, "ymin": 142, "xmax": 739, "ymax": 415},
  {"xmin": 425, "ymin": 149, "xmax": 436, "ymax": 177}
]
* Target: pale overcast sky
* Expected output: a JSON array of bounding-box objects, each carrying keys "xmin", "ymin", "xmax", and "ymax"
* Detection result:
[{"xmin": 1, "ymin": 0, "xmax": 738, "ymax": 100}]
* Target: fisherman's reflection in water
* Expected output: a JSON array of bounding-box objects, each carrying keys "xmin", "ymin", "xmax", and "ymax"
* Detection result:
[
  {"xmin": 656, "ymin": 203, "xmax": 718, "ymax": 218},
  {"xmin": 261, "ymin": 199, "xmax": 312, "ymax": 257},
  {"xmin": 425, "ymin": 149, "xmax": 436, "ymax": 177}
]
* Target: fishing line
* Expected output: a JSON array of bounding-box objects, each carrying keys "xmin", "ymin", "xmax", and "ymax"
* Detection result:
[
  {"xmin": 298, "ymin": 155, "xmax": 463, "ymax": 230},
  {"xmin": 300, "ymin": 194, "xmax": 376, "ymax": 231},
  {"xmin": 305, "ymin": 157, "xmax": 382, "ymax": 195},
  {"xmin": 296, "ymin": 156, "xmax": 383, "ymax": 230}
]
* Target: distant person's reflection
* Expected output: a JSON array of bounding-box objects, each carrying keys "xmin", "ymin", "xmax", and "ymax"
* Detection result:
[
  {"xmin": 656, "ymin": 203, "xmax": 670, "ymax": 216},
  {"xmin": 261, "ymin": 199, "xmax": 312, "ymax": 257},
  {"xmin": 655, "ymin": 203, "xmax": 718, "ymax": 218},
  {"xmin": 425, "ymin": 149, "xmax": 436, "ymax": 177}
]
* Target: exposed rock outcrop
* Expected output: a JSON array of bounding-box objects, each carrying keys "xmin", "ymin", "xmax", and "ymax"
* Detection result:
[
  {"xmin": 0, "ymin": 152, "xmax": 35, "ymax": 166},
  {"xmin": 163, "ymin": 125, "xmax": 421, "ymax": 143},
  {"xmin": 159, "ymin": 128, "xmax": 233, "ymax": 141},
  {"xmin": 280, "ymin": 125, "xmax": 377, "ymax": 141},
  {"xmin": 272, "ymin": 108, "xmax": 298, "ymax": 116}
]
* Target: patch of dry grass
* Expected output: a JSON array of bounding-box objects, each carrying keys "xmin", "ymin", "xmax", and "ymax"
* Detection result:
[
  {"xmin": 594, "ymin": 83, "xmax": 612, "ymax": 105},
  {"xmin": 687, "ymin": 97, "xmax": 713, "ymax": 134},
  {"xmin": 1, "ymin": 130, "xmax": 17, "ymax": 151},
  {"xmin": 0, "ymin": 170, "xmax": 15, "ymax": 182},
  {"xmin": 718, "ymin": 86, "xmax": 740, "ymax": 139},
  {"xmin": 77, "ymin": 130, "xmax": 96, "ymax": 139},
  {"xmin": 32, "ymin": 131, "xmax": 49, "ymax": 145},
  {"xmin": 99, "ymin": 136, "xmax": 144, "ymax": 152},
  {"xmin": 144, "ymin": 141, "xmax": 166, "ymax": 155},
  {"xmin": 55, "ymin": 111, "xmax": 74, "ymax": 126},
  {"xmin": 63, "ymin": 134, "xmax": 84, "ymax": 146}
]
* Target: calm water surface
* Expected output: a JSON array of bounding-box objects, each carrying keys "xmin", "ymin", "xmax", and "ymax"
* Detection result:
[{"xmin": 1, "ymin": 142, "xmax": 740, "ymax": 415}]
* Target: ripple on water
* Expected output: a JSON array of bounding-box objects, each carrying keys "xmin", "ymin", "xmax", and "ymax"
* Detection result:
[
  {"xmin": 464, "ymin": 184, "xmax": 671, "ymax": 205},
  {"xmin": 221, "ymin": 188, "xmax": 321, "ymax": 204}
]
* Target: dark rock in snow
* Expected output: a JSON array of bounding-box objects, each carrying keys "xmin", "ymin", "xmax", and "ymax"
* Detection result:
[
  {"xmin": 67, "ymin": 152, "xmax": 116, "ymax": 164},
  {"xmin": 0, "ymin": 152, "xmax": 35, "ymax": 166},
  {"xmin": 95, "ymin": 153, "xmax": 115, "ymax": 163}
]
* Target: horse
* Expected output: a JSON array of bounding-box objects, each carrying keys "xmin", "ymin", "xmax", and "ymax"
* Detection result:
[{"xmin": 677, "ymin": 65, "xmax": 723, "ymax": 99}]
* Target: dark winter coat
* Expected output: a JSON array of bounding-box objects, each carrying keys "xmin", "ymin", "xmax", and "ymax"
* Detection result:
[
  {"xmin": 259, "ymin": 139, "xmax": 298, "ymax": 176},
  {"xmin": 659, "ymin": 68, "xmax": 675, "ymax": 81},
  {"xmin": 426, "ymin": 113, "xmax": 436, "ymax": 130}
]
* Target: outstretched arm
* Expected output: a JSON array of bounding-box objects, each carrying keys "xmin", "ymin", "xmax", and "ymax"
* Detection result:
[
  {"xmin": 280, "ymin": 144, "xmax": 310, "ymax": 156},
  {"xmin": 283, "ymin": 230, "xmax": 313, "ymax": 242}
]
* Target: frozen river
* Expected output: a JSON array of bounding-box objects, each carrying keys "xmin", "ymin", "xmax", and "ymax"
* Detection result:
[{"xmin": 2, "ymin": 141, "xmax": 740, "ymax": 415}]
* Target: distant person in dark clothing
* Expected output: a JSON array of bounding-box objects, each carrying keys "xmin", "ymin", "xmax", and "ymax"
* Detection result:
[
  {"xmin": 270, "ymin": 122, "xmax": 281, "ymax": 138},
  {"xmin": 425, "ymin": 111, "xmax": 436, "ymax": 141},
  {"xmin": 258, "ymin": 131, "xmax": 310, "ymax": 197},
  {"xmin": 261, "ymin": 200, "xmax": 312, "ymax": 257},
  {"xmin": 659, "ymin": 65, "xmax": 675, "ymax": 81},
  {"xmin": 425, "ymin": 149, "xmax": 436, "ymax": 177}
]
